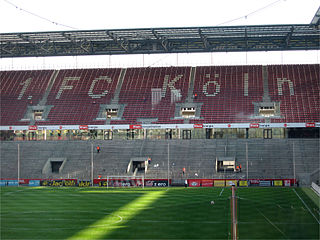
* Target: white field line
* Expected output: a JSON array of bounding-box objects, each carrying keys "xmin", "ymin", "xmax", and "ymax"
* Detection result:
[
  {"xmin": 219, "ymin": 188, "xmax": 224, "ymax": 197},
  {"xmin": 3, "ymin": 188, "xmax": 30, "ymax": 196},
  {"xmin": 292, "ymin": 188, "xmax": 320, "ymax": 224},
  {"xmin": 258, "ymin": 209, "xmax": 287, "ymax": 238},
  {"xmin": 4, "ymin": 219, "xmax": 317, "ymax": 232},
  {"xmin": 231, "ymin": 186, "xmax": 237, "ymax": 240}
]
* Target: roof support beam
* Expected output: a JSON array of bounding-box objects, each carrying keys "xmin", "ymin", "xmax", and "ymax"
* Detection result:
[
  {"xmin": 106, "ymin": 31, "xmax": 130, "ymax": 53},
  {"xmin": 198, "ymin": 28, "xmax": 211, "ymax": 50},
  {"xmin": 285, "ymin": 26, "xmax": 295, "ymax": 49},
  {"xmin": 0, "ymin": 24, "xmax": 318, "ymax": 58},
  {"xmin": 152, "ymin": 29, "xmax": 170, "ymax": 52}
]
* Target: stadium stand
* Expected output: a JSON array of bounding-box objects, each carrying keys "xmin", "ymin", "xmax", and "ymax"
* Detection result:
[
  {"xmin": 42, "ymin": 68, "xmax": 121, "ymax": 125},
  {"xmin": 0, "ymin": 64, "xmax": 319, "ymax": 185},
  {"xmin": 268, "ymin": 64, "xmax": 320, "ymax": 123},
  {"xmin": 116, "ymin": 66, "xmax": 190, "ymax": 124},
  {"xmin": 1, "ymin": 64, "xmax": 319, "ymax": 125},
  {"xmin": 191, "ymin": 65, "xmax": 264, "ymax": 123},
  {"xmin": 0, "ymin": 139, "xmax": 318, "ymax": 184},
  {"xmin": 0, "ymin": 70, "xmax": 54, "ymax": 125}
]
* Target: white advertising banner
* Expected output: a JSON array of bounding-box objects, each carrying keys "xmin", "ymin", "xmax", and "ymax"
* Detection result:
[{"xmin": 0, "ymin": 122, "xmax": 319, "ymax": 131}]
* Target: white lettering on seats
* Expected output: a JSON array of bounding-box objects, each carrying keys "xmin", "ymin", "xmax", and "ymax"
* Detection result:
[
  {"xmin": 18, "ymin": 78, "xmax": 32, "ymax": 100},
  {"xmin": 203, "ymin": 74, "xmax": 220, "ymax": 97},
  {"xmin": 244, "ymin": 73, "xmax": 249, "ymax": 96},
  {"xmin": 88, "ymin": 76, "xmax": 112, "ymax": 99},
  {"xmin": 161, "ymin": 75, "xmax": 183, "ymax": 99},
  {"xmin": 56, "ymin": 77, "xmax": 80, "ymax": 99},
  {"xmin": 277, "ymin": 78, "xmax": 294, "ymax": 96}
]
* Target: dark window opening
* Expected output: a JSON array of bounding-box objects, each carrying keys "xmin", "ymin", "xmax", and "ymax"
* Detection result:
[
  {"xmin": 259, "ymin": 105, "xmax": 275, "ymax": 117},
  {"xmin": 127, "ymin": 129, "xmax": 134, "ymax": 140},
  {"xmin": 33, "ymin": 110, "xmax": 43, "ymax": 120},
  {"xmin": 263, "ymin": 129, "xmax": 272, "ymax": 139},
  {"xmin": 165, "ymin": 129, "xmax": 172, "ymax": 139},
  {"xmin": 51, "ymin": 161, "xmax": 63, "ymax": 173},
  {"xmin": 104, "ymin": 130, "xmax": 113, "ymax": 140},
  {"xmin": 182, "ymin": 130, "xmax": 191, "ymax": 139},
  {"xmin": 181, "ymin": 107, "xmax": 196, "ymax": 118},
  {"xmin": 106, "ymin": 109, "xmax": 118, "ymax": 119}
]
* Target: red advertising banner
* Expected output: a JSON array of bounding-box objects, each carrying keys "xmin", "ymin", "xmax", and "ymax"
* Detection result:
[
  {"xmin": 284, "ymin": 179, "xmax": 290, "ymax": 186},
  {"xmin": 201, "ymin": 179, "xmax": 213, "ymax": 187},
  {"xmin": 250, "ymin": 179, "xmax": 260, "ymax": 185},
  {"xmin": 129, "ymin": 125, "xmax": 142, "ymax": 129},
  {"xmin": 0, "ymin": 178, "xmax": 30, "ymax": 184},
  {"xmin": 188, "ymin": 179, "xmax": 201, "ymax": 187},
  {"xmin": 249, "ymin": 123, "xmax": 259, "ymax": 128},
  {"xmin": 28, "ymin": 125, "xmax": 38, "ymax": 131},
  {"xmin": 306, "ymin": 122, "xmax": 315, "ymax": 128},
  {"xmin": 193, "ymin": 124, "xmax": 203, "ymax": 129},
  {"xmin": 19, "ymin": 179, "xmax": 29, "ymax": 184},
  {"xmin": 79, "ymin": 125, "xmax": 88, "ymax": 130},
  {"xmin": 1, "ymin": 178, "xmax": 295, "ymax": 187}
]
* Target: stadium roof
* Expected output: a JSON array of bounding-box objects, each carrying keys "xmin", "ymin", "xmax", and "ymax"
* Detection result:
[
  {"xmin": 311, "ymin": 6, "xmax": 320, "ymax": 27},
  {"xmin": 0, "ymin": 24, "xmax": 319, "ymax": 58}
]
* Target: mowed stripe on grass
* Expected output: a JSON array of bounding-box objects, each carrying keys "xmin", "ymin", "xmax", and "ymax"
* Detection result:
[
  {"xmin": 237, "ymin": 187, "xmax": 319, "ymax": 239},
  {"xmin": 1, "ymin": 187, "xmax": 319, "ymax": 239},
  {"xmin": 1, "ymin": 187, "xmax": 230, "ymax": 239}
]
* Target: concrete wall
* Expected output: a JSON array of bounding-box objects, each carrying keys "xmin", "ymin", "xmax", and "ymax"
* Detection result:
[{"xmin": 0, "ymin": 139, "xmax": 318, "ymax": 184}]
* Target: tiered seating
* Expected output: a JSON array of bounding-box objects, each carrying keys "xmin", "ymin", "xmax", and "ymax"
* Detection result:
[
  {"xmin": 1, "ymin": 139, "xmax": 319, "ymax": 180},
  {"xmin": 191, "ymin": 65, "xmax": 264, "ymax": 123},
  {"xmin": 268, "ymin": 64, "xmax": 320, "ymax": 123},
  {"xmin": 43, "ymin": 68, "xmax": 121, "ymax": 125},
  {"xmin": 0, "ymin": 70, "xmax": 53, "ymax": 125},
  {"xmin": 1, "ymin": 65, "xmax": 318, "ymax": 126},
  {"xmin": 114, "ymin": 67, "xmax": 190, "ymax": 124}
]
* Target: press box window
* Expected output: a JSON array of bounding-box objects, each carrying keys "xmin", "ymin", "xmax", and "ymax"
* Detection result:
[
  {"xmin": 106, "ymin": 109, "xmax": 118, "ymax": 119},
  {"xmin": 259, "ymin": 106, "xmax": 275, "ymax": 117},
  {"xmin": 181, "ymin": 107, "xmax": 196, "ymax": 118},
  {"xmin": 33, "ymin": 110, "xmax": 44, "ymax": 120}
]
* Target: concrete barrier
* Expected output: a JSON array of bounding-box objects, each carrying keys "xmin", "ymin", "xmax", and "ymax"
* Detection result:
[{"xmin": 311, "ymin": 182, "xmax": 320, "ymax": 196}]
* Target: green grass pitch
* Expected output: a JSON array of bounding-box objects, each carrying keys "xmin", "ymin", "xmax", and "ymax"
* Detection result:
[{"xmin": 1, "ymin": 187, "xmax": 319, "ymax": 239}]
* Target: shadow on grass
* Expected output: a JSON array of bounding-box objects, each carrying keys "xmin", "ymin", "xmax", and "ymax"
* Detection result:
[
  {"xmin": 105, "ymin": 187, "xmax": 231, "ymax": 240},
  {"xmin": 1, "ymin": 187, "xmax": 145, "ymax": 240}
]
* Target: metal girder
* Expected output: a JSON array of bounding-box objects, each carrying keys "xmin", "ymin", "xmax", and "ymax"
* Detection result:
[
  {"xmin": 311, "ymin": 6, "xmax": 320, "ymax": 28},
  {"xmin": 0, "ymin": 24, "xmax": 319, "ymax": 58},
  {"xmin": 198, "ymin": 28, "xmax": 211, "ymax": 50}
]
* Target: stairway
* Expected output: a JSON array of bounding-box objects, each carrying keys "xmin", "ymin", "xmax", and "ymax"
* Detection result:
[{"xmin": 111, "ymin": 68, "xmax": 127, "ymax": 104}]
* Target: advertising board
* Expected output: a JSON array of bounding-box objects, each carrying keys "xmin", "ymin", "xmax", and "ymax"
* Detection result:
[
  {"xmin": 250, "ymin": 179, "xmax": 260, "ymax": 186},
  {"xmin": 40, "ymin": 179, "xmax": 77, "ymax": 187},
  {"xmin": 239, "ymin": 180, "xmax": 248, "ymax": 187},
  {"xmin": 201, "ymin": 179, "xmax": 214, "ymax": 187},
  {"xmin": 0, "ymin": 180, "xmax": 7, "ymax": 186},
  {"xmin": 284, "ymin": 179, "xmax": 291, "ymax": 187},
  {"xmin": 29, "ymin": 180, "xmax": 40, "ymax": 187},
  {"xmin": 145, "ymin": 180, "xmax": 169, "ymax": 187},
  {"xmin": 226, "ymin": 180, "xmax": 237, "ymax": 186},
  {"xmin": 7, "ymin": 180, "xmax": 19, "ymax": 186},
  {"xmin": 78, "ymin": 181, "xmax": 91, "ymax": 187},
  {"xmin": 259, "ymin": 180, "xmax": 271, "ymax": 187},
  {"xmin": 188, "ymin": 179, "xmax": 201, "ymax": 187},
  {"xmin": 273, "ymin": 180, "xmax": 283, "ymax": 186},
  {"xmin": 0, "ymin": 178, "xmax": 296, "ymax": 188},
  {"xmin": 214, "ymin": 180, "xmax": 225, "ymax": 187}
]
